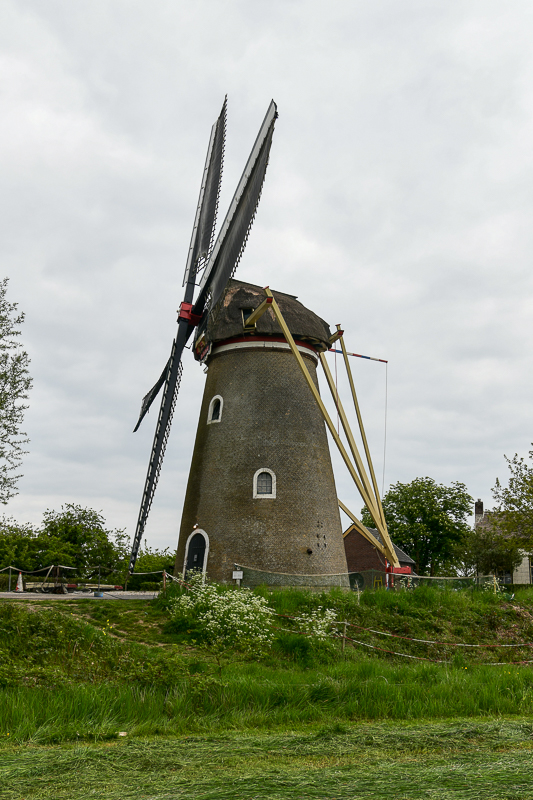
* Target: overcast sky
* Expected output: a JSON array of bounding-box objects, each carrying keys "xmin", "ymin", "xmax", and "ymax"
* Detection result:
[{"xmin": 3, "ymin": 0, "xmax": 533, "ymax": 550}]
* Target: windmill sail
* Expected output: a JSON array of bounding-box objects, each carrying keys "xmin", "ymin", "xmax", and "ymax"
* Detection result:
[
  {"xmin": 182, "ymin": 98, "xmax": 226, "ymax": 286},
  {"xmin": 129, "ymin": 98, "xmax": 277, "ymax": 573},
  {"xmin": 133, "ymin": 358, "xmax": 170, "ymax": 432},
  {"xmin": 133, "ymin": 99, "xmax": 226, "ymax": 437},
  {"xmin": 195, "ymin": 100, "xmax": 277, "ymax": 313},
  {"xmin": 128, "ymin": 331, "xmax": 187, "ymax": 574}
]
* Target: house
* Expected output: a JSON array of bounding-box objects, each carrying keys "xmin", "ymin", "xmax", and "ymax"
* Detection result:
[
  {"xmin": 475, "ymin": 499, "xmax": 532, "ymax": 584},
  {"xmin": 343, "ymin": 523, "xmax": 415, "ymax": 586}
]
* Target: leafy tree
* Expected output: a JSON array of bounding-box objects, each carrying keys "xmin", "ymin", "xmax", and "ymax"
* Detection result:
[
  {"xmin": 492, "ymin": 447, "xmax": 533, "ymax": 551},
  {"xmin": 362, "ymin": 477, "xmax": 472, "ymax": 575},
  {"xmin": 0, "ymin": 517, "xmax": 38, "ymax": 571},
  {"xmin": 134, "ymin": 546, "xmax": 176, "ymax": 575},
  {"xmin": 0, "ymin": 279, "xmax": 32, "ymax": 503},
  {"xmin": 127, "ymin": 545, "xmax": 176, "ymax": 589},
  {"xmin": 454, "ymin": 523, "xmax": 523, "ymax": 577},
  {"xmin": 34, "ymin": 504, "xmax": 126, "ymax": 580}
]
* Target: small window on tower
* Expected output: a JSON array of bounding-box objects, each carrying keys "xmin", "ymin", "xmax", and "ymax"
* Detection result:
[
  {"xmin": 207, "ymin": 395, "xmax": 223, "ymax": 424},
  {"xmin": 253, "ymin": 468, "xmax": 276, "ymax": 499},
  {"xmin": 257, "ymin": 472, "xmax": 272, "ymax": 494}
]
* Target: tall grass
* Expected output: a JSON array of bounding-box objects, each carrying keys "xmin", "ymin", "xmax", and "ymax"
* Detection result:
[
  {"xmin": 2, "ymin": 659, "xmax": 533, "ymax": 745},
  {"xmin": 3, "ymin": 588, "xmax": 533, "ymax": 746}
]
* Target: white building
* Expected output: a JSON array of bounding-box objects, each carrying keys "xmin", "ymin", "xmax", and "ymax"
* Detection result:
[{"xmin": 475, "ymin": 499, "xmax": 532, "ymax": 585}]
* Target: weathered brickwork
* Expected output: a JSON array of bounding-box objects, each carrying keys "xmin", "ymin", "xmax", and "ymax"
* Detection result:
[
  {"xmin": 343, "ymin": 529, "xmax": 388, "ymax": 573},
  {"xmin": 175, "ymin": 344, "xmax": 349, "ymax": 583}
]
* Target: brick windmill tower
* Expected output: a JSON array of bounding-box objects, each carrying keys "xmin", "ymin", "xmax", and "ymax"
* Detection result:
[
  {"xmin": 175, "ymin": 279, "xmax": 349, "ymax": 583},
  {"xmin": 130, "ymin": 98, "xmax": 399, "ymax": 583}
]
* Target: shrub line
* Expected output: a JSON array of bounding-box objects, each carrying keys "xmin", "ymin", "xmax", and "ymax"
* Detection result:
[{"xmin": 277, "ymin": 612, "xmax": 533, "ymax": 649}]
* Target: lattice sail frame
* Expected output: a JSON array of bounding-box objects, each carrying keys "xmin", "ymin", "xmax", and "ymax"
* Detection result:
[{"xmin": 128, "ymin": 99, "xmax": 278, "ymax": 573}]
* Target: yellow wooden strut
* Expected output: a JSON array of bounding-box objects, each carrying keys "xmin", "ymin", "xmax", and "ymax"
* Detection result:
[
  {"xmin": 319, "ymin": 352, "xmax": 381, "ymax": 522},
  {"xmin": 260, "ymin": 287, "xmax": 399, "ymax": 568},
  {"xmin": 339, "ymin": 500, "xmax": 387, "ymax": 557},
  {"xmin": 337, "ymin": 328, "xmax": 387, "ymax": 528}
]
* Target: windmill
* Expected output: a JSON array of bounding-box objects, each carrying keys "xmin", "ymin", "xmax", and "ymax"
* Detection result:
[
  {"xmin": 131, "ymin": 98, "xmax": 399, "ymax": 585},
  {"xmin": 129, "ymin": 98, "xmax": 277, "ymax": 572},
  {"xmin": 174, "ymin": 280, "xmax": 400, "ymax": 586}
]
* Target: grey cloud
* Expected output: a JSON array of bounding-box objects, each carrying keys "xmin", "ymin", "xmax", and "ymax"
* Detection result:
[{"xmin": 3, "ymin": 0, "xmax": 533, "ymax": 546}]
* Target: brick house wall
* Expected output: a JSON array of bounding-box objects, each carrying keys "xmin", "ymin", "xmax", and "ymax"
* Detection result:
[{"xmin": 343, "ymin": 528, "xmax": 388, "ymax": 572}]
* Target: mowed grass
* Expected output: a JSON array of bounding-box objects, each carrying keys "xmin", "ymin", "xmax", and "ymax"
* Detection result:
[
  {"xmin": 3, "ymin": 589, "xmax": 533, "ymax": 798},
  {"xmin": 1, "ymin": 719, "xmax": 533, "ymax": 799}
]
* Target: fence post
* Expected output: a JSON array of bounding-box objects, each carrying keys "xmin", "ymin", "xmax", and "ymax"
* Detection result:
[
  {"xmin": 342, "ymin": 620, "xmax": 347, "ymax": 652},
  {"xmin": 163, "ymin": 571, "xmax": 166, "ymax": 591},
  {"xmin": 8, "ymin": 567, "xmax": 11, "ymax": 593}
]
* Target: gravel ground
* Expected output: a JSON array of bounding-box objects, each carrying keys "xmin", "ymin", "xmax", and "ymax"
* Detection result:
[{"xmin": 0, "ymin": 591, "xmax": 158, "ymax": 600}]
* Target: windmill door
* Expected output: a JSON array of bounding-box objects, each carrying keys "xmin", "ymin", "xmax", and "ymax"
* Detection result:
[{"xmin": 186, "ymin": 532, "xmax": 207, "ymax": 574}]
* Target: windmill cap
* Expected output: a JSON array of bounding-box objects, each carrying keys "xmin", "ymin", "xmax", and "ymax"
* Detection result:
[{"xmin": 196, "ymin": 280, "xmax": 332, "ymax": 358}]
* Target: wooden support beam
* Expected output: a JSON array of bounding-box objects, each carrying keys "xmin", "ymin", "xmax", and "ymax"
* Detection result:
[
  {"xmin": 338, "ymin": 500, "xmax": 387, "ymax": 556},
  {"xmin": 243, "ymin": 295, "xmax": 273, "ymax": 329},
  {"xmin": 328, "ymin": 329, "xmax": 344, "ymax": 345},
  {"xmin": 337, "ymin": 329, "xmax": 385, "ymax": 523},
  {"xmin": 263, "ymin": 288, "xmax": 399, "ymax": 567},
  {"xmin": 264, "ymin": 289, "xmax": 378, "ymax": 527},
  {"xmin": 319, "ymin": 351, "xmax": 381, "ymax": 524},
  {"xmin": 337, "ymin": 329, "xmax": 398, "ymax": 565}
]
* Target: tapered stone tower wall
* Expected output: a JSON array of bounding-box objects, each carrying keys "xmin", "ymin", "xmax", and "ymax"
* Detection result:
[{"xmin": 175, "ymin": 281, "xmax": 348, "ymax": 584}]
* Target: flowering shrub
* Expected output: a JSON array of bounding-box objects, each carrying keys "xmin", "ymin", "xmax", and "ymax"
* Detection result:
[
  {"xmin": 169, "ymin": 572, "xmax": 274, "ymax": 653},
  {"xmin": 481, "ymin": 577, "xmax": 504, "ymax": 594},
  {"xmin": 292, "ymin": 607, "xmax": 337, "ymax": 640}
]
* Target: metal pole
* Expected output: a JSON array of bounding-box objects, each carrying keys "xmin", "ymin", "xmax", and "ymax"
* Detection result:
[{"xmin": 8, "ymin": 567, "xmax": 11, "ymax": 593}]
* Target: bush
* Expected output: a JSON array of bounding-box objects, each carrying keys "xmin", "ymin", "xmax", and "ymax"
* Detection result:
[{"xmin": 169, "ymin": 572, "xmax": 274, "ymax": 654}]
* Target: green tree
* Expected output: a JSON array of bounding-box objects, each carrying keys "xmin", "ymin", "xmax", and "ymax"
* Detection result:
[
  {"xmin": 0, "ymin": 279, "xmax": 32, "ymax": 503},
  {"xmin": 0, "ymin": 517, "xmax": 38, "ymax": 571},
  {"xmin": 492, "ymin": 447, "xmax": 533, "ymax": 551},
  {"xmin": 127, "ymin": 545, "xmax": 176, "ymax": 589},
  {"xmin": 455, "ymin": 523, "xmax": 523, "ymax": 577},
  {"xmin": 34, "ymin": 504, "xmax": 125, "ymax": 580},
  {"xmin": 362, "ymin": 477, "xmax": 473, "ymax": 575}
]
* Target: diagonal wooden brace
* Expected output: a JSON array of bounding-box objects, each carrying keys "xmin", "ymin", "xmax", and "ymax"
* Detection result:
[
  {"xmin": 339, "ymin": 500, "xmax": 387, "ymax": 557},
  {"xmin": 263, "ymin": 288, "xmax": 399, "ymax": 568},
  {"xmin": 242, "ymin": 295, "xmax": 273, "ymax": 329}
]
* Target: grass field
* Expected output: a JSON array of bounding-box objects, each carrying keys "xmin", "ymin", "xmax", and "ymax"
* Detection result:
[
  {"xmin": 2, "ymin": 719, "xmax": 533, "ymax": 799},
  {"xmin": 2, "ymin": 586, "xmax": 533, "ymax": 798}
]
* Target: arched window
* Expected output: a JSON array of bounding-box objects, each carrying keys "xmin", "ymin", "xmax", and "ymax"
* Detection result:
[
  {"xmin": 207, "ymin": 395, "xmax": 223, "ymax": 424},
  {"xmin": 253, "ymin": 468, "xmax": 276, "ymax": 499},
  {"xmin": 257, "ymin": 472, "xmax": 272, "ymax": 494}
]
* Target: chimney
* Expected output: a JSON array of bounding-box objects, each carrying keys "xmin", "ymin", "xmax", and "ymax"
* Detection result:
[{"xmin": 475, "ymin": 498, "xmax": 484, "ymax": 525}]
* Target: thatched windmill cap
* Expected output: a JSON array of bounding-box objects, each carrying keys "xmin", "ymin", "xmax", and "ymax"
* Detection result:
[{"xmin": 198, "ymin": 280, "xmax": 332, "ymax": 356}]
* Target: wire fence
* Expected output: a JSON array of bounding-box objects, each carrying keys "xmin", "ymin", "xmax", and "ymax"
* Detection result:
[
  {"xmin": 272, "ymin": 612, "xmax": 533, "ymax": 666},
  {"xmin": 0, "ymin": 564, "xmax": 170, "ymax": 593},
  {"xmin": 234, "ymin": 564, "xmax": 500, "ymax": 592},
  {"xmin": 3, "ymin": 567, "xmax": 532, "ymax": 665},
  {"xmin": 0, "ymin": 562, "xmax": 509, "ymax": 595},
  {"xmin": 162, "ymin": 574, "xmax": 533, "ymax": 666}
]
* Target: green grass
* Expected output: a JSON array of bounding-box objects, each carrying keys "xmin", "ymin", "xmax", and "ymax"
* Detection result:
[
  {"xmin": 2, "ymin": 659, "xmax": 533, "ymax": 746},
  {"xmin": 1, "ymin": 720, "xmax": 533, "ymax": 799},
  {"xmin": 2, "ymin": 586, "xmax": 533, "ymax": 746},
  {"xmin": 3, "ymin": 590, "xmax": 533, "ymax": 797}
]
